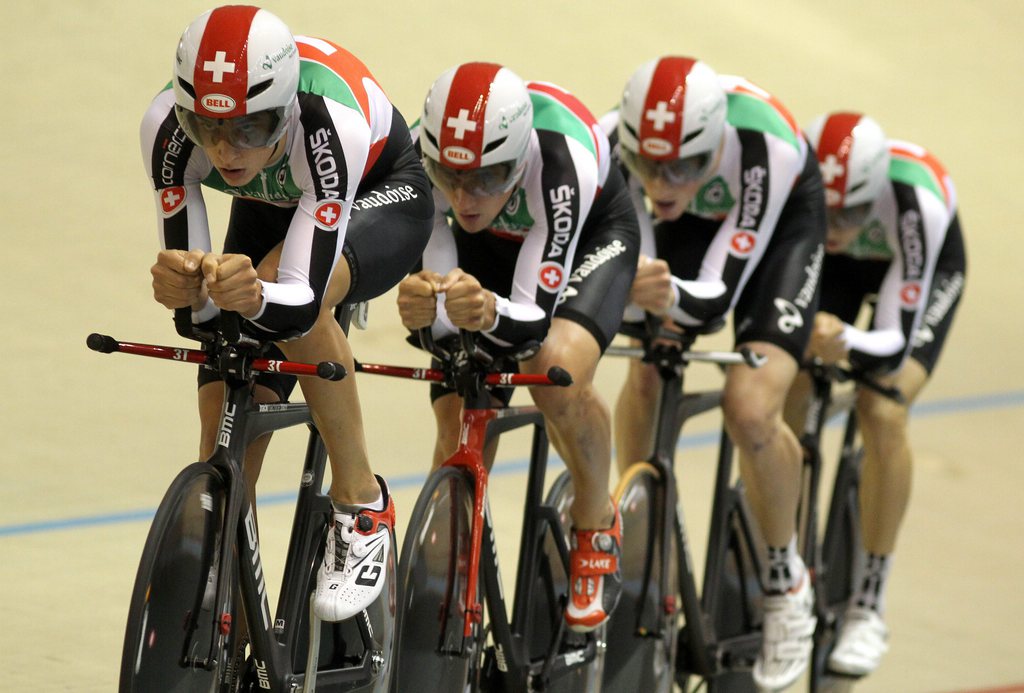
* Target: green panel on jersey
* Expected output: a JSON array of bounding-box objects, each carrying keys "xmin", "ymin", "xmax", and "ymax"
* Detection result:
[
  {"xmin": 491, "ymin": 188, "xmax": 534, "ymax": 233},
  {"xmin": 202, "ymin": 153, "xmax": 302, "ymax": 203},
  {"xmin": 889, "ymin": 157, "xmax": 946, "ymax": 206},
  {"xmin": 299, "ymin": 61, "xmax": 362, "ymax": 117},
  {"xmin": 845, "ymin": 219, "xmax": 893, "ymax": 261},
  {"xmin": 530, "ymin": 92, "xmax": 596, "ymax": 159},
  {"xmin": 691, "ymin": 175, "xmax": 735, "ymax": 216},
  {"xmin": 726, "ymin": 93, "xmax": 800, "ymax": 151}
]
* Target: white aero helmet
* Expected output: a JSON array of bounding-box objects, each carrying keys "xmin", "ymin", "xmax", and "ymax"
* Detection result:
[
  {"xmin": 419, "ymin": 62, "xmax": 532, "ymax": 196},
  {"xmin": 617, "ymin": 57, "xmax": 726, "ymax": 183},
  {"xmin": 172, "ymin": 5, "xmax": 299, "ymax": 148},
  {"xmin": 805, "ymin": 112, "xmax": 890, "ymax": 210}
]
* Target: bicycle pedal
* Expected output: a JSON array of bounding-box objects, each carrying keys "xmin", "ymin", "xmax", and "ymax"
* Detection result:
[{"xmin": 352, "ymin": 301, "xmax": 369, "ymax": 330}]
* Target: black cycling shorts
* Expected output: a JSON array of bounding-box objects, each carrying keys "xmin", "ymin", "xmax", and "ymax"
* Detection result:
[{"xmin": 555, "ymin": 164, "xmax": 641, "ymax": 352}]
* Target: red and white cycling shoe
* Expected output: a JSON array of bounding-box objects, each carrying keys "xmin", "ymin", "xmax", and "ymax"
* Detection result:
[{"xmin": 565, "ymin": 506, "xmax": 622, "ymax": 632}]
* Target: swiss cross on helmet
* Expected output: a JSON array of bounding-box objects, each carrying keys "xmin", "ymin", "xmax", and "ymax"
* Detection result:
[
  {"xmin": 172, "ymin": 5, "xmax": 299, "ymax": 148},
  {"xmin": 618, "ymin": 57, "xmax": 726, "ymax": 164},
  {"xmin": 805, "ymin": 111, "xmax": 890, "ymax": 210},
  {"xmin": 419, "ymin": 62, "xmax": 532, "ymax": 196}
]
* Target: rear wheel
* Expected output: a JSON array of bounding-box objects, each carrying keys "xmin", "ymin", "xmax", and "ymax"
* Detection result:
[
  {"xmin": 811, "ymin": 448, "xmax": 864, "ymax": 691},
  {"xmin": 705, "ymin": 480, "xmax": 761, "ymax": 693},
  {"xmin": 530, "ymin": 470, "xmax": 606, "ymax": 692},
  {"xmin": 392, "ymin": 466, "xmax": 482, "ymax": 692},
  {"xmin": 120, "ymin": 463, "xmax": 232, "ymax": 693},
  {"xmin": 602, "ymin": 462, "xmax": 677, "ymax": 693}
]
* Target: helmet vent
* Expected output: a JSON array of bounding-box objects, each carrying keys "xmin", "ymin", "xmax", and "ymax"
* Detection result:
[
  {"xmin": 483, "ymin": 137, "xmax": 507, "ymax": 154},
  {"xmin": 623, "ymin": 121, "xmax": 638, "ymax": 139},
  {"xmin": 682, "ymin": 128, "xmax": 703, "ymax": 144},
  {"xmin": 423, "ymin": 129, "xmax": 439, "ymax": 149},
  {"xmin": 177, "ymin": 77, "xmax": 197, "ymax": 100},
  {"xmin": 247, "ymin": 80, "xmax": 273, "ymax": 100}
]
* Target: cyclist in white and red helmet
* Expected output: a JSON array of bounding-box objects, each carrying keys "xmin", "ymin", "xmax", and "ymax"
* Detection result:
[
  {"xmin": 788, "ymin": 111, "xmax": 966, "ymax": 678},
  {"xmin": 398, "ymin": 62, "xmax": 642, "ymax": 632},
  {"xmin": 141, "ymin": 5, "xmax": 434, "ymax": 626},
  {"xmin": 603, "ymin": 56, "xmax": 826, "ymax": 690}
]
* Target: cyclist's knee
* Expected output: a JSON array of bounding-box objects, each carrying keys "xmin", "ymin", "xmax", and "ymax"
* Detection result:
[
  {"xmin": 856, "ymin": 389, "xmax": 909, "ymax": 436},
  {"xmin": 530, "ymin": 379, "xmax": 593, "ymax": 423}
]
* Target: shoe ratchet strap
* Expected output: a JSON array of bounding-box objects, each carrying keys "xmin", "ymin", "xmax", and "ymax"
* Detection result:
[{"xmin": 570, "ymin": 506, "xmax": 621, "ymax": 577}]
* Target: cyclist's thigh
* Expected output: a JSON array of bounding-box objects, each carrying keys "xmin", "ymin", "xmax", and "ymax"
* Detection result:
[
  {"xmin": 732, "ymin": 206, "xmax": 825, "ymax": 364},
  {"xmin": 818, "ymin": 253, "xmax": 888, "ymax": 325},
  {"xmin": 555, "ymin": 165, "xmax": 640, "ymax": 353},
  {"xmin": 340, "ymin": 107, "xmax": 434, "ymax": 305},
  {"xmin": 909, "ymin": 213, "xmax": 966, "ymax": 375}
]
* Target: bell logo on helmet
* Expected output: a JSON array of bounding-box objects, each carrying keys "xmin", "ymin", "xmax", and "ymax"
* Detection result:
[
  {"xmin": 641, "ymin": 138, "xmax": 673, "ymax": 157},
  {"xmin": 203, "ymin": 51, "xmax": 237, "ymax": 83},
  {"xmin": 442, "ymin": 146, "xmax": 476, "ymax": 165},
  {"xmin": 201, "ymin": 94, "xmax": 236, "ymax": 113}
]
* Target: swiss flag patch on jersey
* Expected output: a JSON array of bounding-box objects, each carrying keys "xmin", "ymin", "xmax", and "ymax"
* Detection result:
[
  {"xmin": 538, "ymin": 262, "xmax": 565, "ymax": 292},
  {"xmin": 729, "ymin": 231, "xmax": 756, "ymax": 257},
  {"xmin": 314, "ymin": 201, "xmax": 344, "ymax": 230},
  {"xmin": 900, "ymin": 282, "xmax": 922, "ymax": 307},
  {"xmin": 160, "ymin": 186, "xmax": 186, "ymax": 216}
]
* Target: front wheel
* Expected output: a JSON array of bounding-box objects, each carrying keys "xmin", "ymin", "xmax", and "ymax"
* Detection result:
[
  {"xmin": 120, "ymin": 463, "xmax": 233, "ymax": 693},
  {"xmin": 392, "ymin": 466, "xmax": 482, "ymax": 692},
  {"xmin": 603, "ymin": 462, "xmax": 678, "ymax": 693}
]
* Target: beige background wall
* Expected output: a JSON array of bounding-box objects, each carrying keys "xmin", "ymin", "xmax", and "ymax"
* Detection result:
[{"xmin": 2, "ymin": 1, "xmax": 1021, "ymax": 690}]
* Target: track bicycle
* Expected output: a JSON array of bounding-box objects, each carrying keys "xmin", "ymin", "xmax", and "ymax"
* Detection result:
[
  {"xmin": 376, "ymin": 329, "xmax": 607, "ymax": 692},
  {"xmin": 90, "ymin": 305, "xmax": 395, "ymax": 692},
  {"xmin": 792, "ymin": 359, "xmax": 903, "ymax": 692},
  {"xmin": 601, "ymin": 318, "xmax": 769, "ymax": 692}
]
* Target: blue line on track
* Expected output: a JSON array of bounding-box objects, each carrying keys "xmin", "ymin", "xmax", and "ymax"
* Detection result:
[{"xmin": 3, "ymin": 389, "xmax": 1022, "ymax": 538}]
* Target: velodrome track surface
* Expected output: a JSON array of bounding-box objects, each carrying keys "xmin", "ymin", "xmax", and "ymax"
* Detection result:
[{"xmin": 3, "ymin": 1, "xmax": 1021, "ymax": 690}]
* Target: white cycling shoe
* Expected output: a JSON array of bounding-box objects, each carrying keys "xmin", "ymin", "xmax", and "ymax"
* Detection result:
[
  {"xmin": 313, "ymin": 477, "xmax": 394, "ymax": 622},
  {"xmin": 753, "ymin": 572, "xmax": 817, "ymax": 691},
  {"xmin": 827, "ymin": 607, "xmax": 889, "ymax": 676}
]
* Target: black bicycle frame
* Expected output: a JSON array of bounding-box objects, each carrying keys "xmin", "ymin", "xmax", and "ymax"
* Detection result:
[{"xmin": 610, "ymin": 325, "xmax": 767, "ymax": 682}]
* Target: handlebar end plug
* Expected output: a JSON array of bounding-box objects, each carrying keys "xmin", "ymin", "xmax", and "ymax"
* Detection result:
[
  {"xmin": 317, "ymin": 361, "xmax": 348, "ymax": 381},
  {"xmin": 547, "ymin": 366, "xmax": 574, "ymax": 387},
  {"xmin": 87, "ymin": 333, "xmax": 118, "ymax": 353}
]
